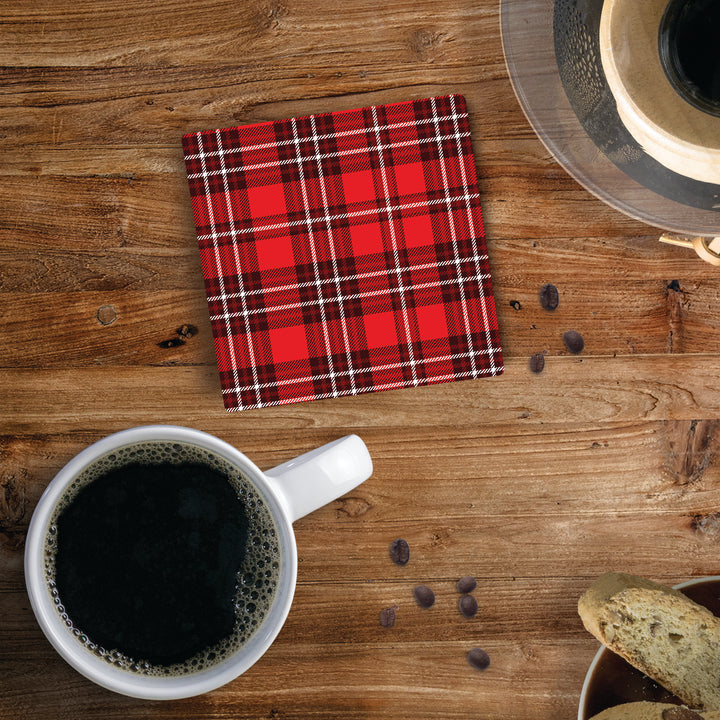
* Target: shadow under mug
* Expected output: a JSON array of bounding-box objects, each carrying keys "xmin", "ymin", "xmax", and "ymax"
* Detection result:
[{"xmin": 24, "ymin": 425, "xmax": 373, "ymax": 700}]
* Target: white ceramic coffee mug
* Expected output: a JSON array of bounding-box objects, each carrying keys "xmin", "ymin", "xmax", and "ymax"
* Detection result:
[{"xmin": 24, "ymin": 425, "xmax": 373, "ymax": 700}]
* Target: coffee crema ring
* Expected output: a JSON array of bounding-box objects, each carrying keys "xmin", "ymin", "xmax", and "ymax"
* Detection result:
[{"xmin": 43, "ymin": 441, "xmax": 281, "ymax": 678}]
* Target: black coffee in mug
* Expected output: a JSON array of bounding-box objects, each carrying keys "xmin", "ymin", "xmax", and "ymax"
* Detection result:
[{"xmin": 44, "ymin": 442, "xmax": 281, "ymax": 676}]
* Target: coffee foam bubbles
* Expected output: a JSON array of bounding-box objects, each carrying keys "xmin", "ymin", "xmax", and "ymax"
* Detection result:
[{"xmin": 43, "ymin": 441, "xmax": 281, "ymax": 677}]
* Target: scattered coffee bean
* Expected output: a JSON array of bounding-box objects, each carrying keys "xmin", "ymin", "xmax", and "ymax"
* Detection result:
[
  {"xmin": 459, "ymin": 594, "xmax": 478, "ymax": 618},
  {"xmin": 413, "ymin": 585, "xmax": 435, "ymax": 608},
  {"xmin": 539, "ymin": 283, "xmax": 559, "ymax": 311},
  {"xmin": 563, "ymin": 330, "xmax": 585, "ymax": 354},
  {"xmin": 509, "ymin": 300, "xmax": 522, "ymax": 311},
  {"xmin": 457, "ymin": 575, "xmax": 477, "ymax": 594},
  {"xmin": 529, "ymin": 352, "xmax": 545, "ymax": 374},
  {"xmin": 379, "ymin": 607, "xmax": 396, "ymax": 628},
  {"xmin": 467, "ymin": 647, "xmax": 491, "ymax": 671},
  {"xmin": 389, "ymin": 538, "xmax": 410, "ymax": 565}
]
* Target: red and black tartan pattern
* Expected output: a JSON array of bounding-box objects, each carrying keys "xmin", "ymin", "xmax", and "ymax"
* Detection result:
[{"xmin": 182, "ymin": 94, "xmax": 503, "ymax": 411}]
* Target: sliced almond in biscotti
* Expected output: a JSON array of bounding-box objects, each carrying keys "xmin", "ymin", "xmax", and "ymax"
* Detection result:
[
  {"xmin": 579, "ymin": 573, "xmax": 720, "ymax": 712},
  {"xmin": 588, "ymin": 701, "xmax": 720, "ymax": 720}
]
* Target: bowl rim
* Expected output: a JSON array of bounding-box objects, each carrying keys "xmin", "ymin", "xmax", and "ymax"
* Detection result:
[{"xmin": 577, "ymin": 574, "xmax": 720, "ymax": 720}]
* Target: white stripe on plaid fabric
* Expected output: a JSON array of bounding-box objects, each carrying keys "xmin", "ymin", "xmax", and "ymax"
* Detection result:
[
  {"xmin": 221, "ymin": 346, "xmax": 502, "ymax": 395},
  {"xmin": 183, "ymin": 113, "xmax": 468, "ymax": 160},
  {"xmin": 206, "ymin": 253, "xmax": 489, "ymax": 302},
  {"xmin": 185, "ymin": 132, "xmax": 472, "ymax": 179},
  {"xmin": 308, "ymin": 112, "xmax": 357, "ymax": 394},
  {"xmin": 224, "ymin": 364, "xmax": 500, "ymax": 411},
  {"xmin": 197, "ymin": 132, "xmax": 246, "ymax": 408},
  {"xmin": 448, "ymin": 93, "xmax": 498, "ymax": 376},
  {"xmin": 368, "ymin": 104, "xmax": 418, "ymax": 386},
  {"xmin": 214, "ymin": 128, "xmax": 265, "ymax": 409},
  {"xmin": 208, "ymin": 272, "xmax": 492, "ymax": 321},
  {"xmin": 289, "ymin": 116, "xmax": 339, "ymax": 397},
  {"xmin": 428, "ymin": 95, "xmax": 477, "ymax": 377},
  {"xmin": 195, "ymin": 193, "xmax": 482, "ymax": 242}
]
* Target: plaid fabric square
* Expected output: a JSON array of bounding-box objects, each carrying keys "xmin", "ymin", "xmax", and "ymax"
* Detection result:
[{"xmin": 182, "ymin": 94, "xmax": 503, "ymax": 411}]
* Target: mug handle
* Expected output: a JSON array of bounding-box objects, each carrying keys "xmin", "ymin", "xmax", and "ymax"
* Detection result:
[{"xmin": 264, "ymin": 435, "xmax": 373, "ymax": 522}]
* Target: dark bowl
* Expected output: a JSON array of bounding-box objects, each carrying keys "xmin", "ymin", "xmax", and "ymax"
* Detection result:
[{"xmin": 578, "ymin": 576, "xmax": 720, "ymax": 720}]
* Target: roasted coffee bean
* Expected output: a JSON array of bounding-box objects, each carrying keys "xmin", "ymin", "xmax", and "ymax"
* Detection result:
[
  {"xmin": 413, "ymin": 585, "xmax": 435, "ymax": 608},
  {"xmin": 459, "ymin": 594, "xmax": 478, "ymax": 618},
  {"xmin": 509, "ymin": 300, "xmax": 522, "ymax": 311},
  {"xmin": 389, "ymin": 538, "xmax": 410, "ymax": 565},
  {"xmin": 539, "ymin": 283, "xmax": 559, "ymax": 311},
  {"xmin": 457, "ymin": 575, "xmax": 477, "ymax": 594},
  {"xmin": 563, "ymin": 330, "xmax": 585, "ymax": 354},
  {"xmin": 379, "ymin": 607, "xmax": 396, "ymax": 628},
  {"xmin": 529, "ymin": 353, "xmax": 545, "ymax": 374},
  {"xmin": 467, "ymin": 647, "xmax": 491, "ymax": 670}
]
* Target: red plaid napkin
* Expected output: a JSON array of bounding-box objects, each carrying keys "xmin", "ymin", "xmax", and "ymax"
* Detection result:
[{"xmin": 182, "ymin": 94, "xmax": 503, "ymax": 411}]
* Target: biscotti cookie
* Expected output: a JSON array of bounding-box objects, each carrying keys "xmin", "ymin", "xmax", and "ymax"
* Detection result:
[
  {"xmin": 589, "ymin": 701, "xmax": 720, "ymax": 720},
  {"xmin": 579, "ymin": 573, "xmax": 720, "ymax": 711}
]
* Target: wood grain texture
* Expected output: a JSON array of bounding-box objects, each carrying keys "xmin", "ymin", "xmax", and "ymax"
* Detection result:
[{"xmin": 1, "ymin": 0, "xmax": 720, "ymax": 718}]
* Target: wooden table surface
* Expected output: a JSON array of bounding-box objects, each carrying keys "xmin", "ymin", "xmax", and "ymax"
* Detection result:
[{"xmin": 2, "ymin": 1, "xmax": 720, "ymax": 718}]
